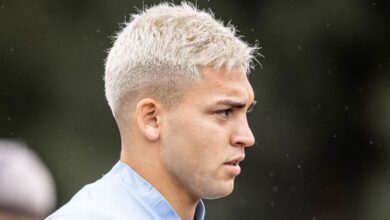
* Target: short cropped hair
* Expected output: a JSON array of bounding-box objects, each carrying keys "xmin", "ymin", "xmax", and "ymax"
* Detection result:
[{"xmin": 104, "ymin": 2, "xmax": 258, "ymax": 117}]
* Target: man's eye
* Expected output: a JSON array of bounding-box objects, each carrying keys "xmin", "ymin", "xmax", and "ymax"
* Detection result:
[{"xmin": 216, "ymin": 109, "xmax": 233, "ymax": 118}]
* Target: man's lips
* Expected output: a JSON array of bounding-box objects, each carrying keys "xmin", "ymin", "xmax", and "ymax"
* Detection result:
[
  {"xmin": 223, "ymin": 155, "xmax": 245, "ymax": 176},
  {"xmin": 224, "ymin": 155, "xmax": 245, "ymax": 166}
]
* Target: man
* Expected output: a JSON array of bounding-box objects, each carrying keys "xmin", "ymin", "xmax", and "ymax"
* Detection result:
[
  {"xmin": 0, "ymin": 139, "xmax": 56, "ymax": 220},
  {"xmin": 47, "ymin": 2, "xmax": 258, "ymax": 220}
]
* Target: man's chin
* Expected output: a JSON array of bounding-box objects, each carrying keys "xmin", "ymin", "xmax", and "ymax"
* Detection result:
[{"xmin": 201, "ymin": 181, "xmax": 235, "ymax": 200}]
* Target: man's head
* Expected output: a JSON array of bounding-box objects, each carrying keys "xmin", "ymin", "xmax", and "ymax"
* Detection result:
[
  {"xmin": 105, "ymin": 2, "xmax": 257, "ymax": 121},
  {"xmin": 104, "ymin": 2, "xmax": 258, "ymax": 200}
]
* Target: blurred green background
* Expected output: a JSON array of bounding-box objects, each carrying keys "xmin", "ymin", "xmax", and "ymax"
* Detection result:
[{"xmin": 1, "ymin": 0, "xmax": 389, "ymax": 219}]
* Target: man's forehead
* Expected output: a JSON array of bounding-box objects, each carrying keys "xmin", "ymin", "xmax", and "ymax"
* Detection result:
[
  {"xmin": 200, "ymin": 66, "xmax": 252, "ymax": 86},
  {"xmin": 192, "ymin": 66, "xmax": 254, "ymax": 101},
  {"xmin": 200, "ymin": 66, "xmax": 247, "ymax": 78}
]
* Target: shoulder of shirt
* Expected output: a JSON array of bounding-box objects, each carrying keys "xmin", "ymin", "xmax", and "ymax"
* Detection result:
[{"xmin": 46, "ymin": 171, "xmax": 156, "ymax": 219}]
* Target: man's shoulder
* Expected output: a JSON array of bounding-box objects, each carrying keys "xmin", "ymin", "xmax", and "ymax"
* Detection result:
[{"xmin": 46, "ymin": 175, "xmax": 154, "ymax": 219}]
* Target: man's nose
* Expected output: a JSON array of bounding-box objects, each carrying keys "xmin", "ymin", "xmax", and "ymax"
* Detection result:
[{"xmin": 230, "ymin": 118, "xmax": 255, "ymax": 148}]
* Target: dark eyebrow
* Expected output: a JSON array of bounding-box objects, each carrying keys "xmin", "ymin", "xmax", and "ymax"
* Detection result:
[{"xmin": 216, "ymin": 99, "xmax": 257, "ymax": 110}]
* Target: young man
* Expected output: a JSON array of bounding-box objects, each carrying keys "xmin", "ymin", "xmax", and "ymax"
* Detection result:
[{"xmin": 47, "ymin": 2, "xmax": 258, "ymax": 220}]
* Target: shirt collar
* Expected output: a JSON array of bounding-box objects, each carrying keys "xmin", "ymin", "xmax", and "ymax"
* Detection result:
[
  {"xmin": 194, "ymin": 199, "xmax": 206, "ymax": 220},
  {"xmin": 108, "ymin": 161, "xmax": 205, "ymax": 220}
]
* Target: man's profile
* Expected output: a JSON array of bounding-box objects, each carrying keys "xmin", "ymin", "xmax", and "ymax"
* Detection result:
[{"xmin": 47, "ymin": 2, "xmax": 258, "ymax": 220}]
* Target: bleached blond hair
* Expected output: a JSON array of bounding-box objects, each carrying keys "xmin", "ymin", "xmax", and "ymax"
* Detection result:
[{"xmin": 104, "ymin": 1, "xmax": 258, "ymax": 118}]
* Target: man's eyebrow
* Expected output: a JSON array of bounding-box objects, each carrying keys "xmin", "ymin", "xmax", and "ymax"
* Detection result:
[{"xmin": 215, "ymin": 99, "xmax": 257, "ymax": 109}]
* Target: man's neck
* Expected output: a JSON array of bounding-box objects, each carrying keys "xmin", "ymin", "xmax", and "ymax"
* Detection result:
[{"xmin": 121, "ymin": 148, "xmax": 199, "ymax": 220}]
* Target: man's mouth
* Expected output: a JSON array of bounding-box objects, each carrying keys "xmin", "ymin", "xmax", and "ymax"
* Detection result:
[
  {"xmin": 224, "ymin": 160, "xmax": 239, "ymax": 166},
  {"xmin": 224, "ymin": 155, "xmax": 245, "ymax": 166},
  {"xmin": 223, "ymin": 156, "xmax": 244, "ymax": 176}
]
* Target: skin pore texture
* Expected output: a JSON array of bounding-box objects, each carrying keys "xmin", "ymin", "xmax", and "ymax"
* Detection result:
[{"xmin": 120, "ymin": 66, "xmax": 255, "ymax": 220}]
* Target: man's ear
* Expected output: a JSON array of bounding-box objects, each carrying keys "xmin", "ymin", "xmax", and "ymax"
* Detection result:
[{"xmin": 135, "ymin": 98, "xmax": 161, "ymax": 141}]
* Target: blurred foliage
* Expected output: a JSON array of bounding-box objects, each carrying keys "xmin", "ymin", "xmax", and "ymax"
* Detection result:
[{"xmin": 1, "ymin": 0, "xmax": 389, "ymax": 219}]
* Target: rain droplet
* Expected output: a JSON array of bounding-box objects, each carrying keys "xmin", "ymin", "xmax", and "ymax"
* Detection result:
[
  {"xmin": 250, "ymin": 28, "xmax": 254, "ymax": 32},
  {"xmin": 325, "ymin": 23, "xmax": 331, "ymax": 27},
  {"xmin": 6, "ymin": 116, "xmax": 11, "ymax": 121},
  {"xmin": 369, "ymin": 140, "xmax": 373, "ymax": 145},
  {"xmin": 373, "ymin": 2, "xmax": 377, "ymax": 6},
  {"xmin": 268, "ymin": 171, "xmax": 275, "ymax": 178},
  {"xmin": 10, "ymin": 48, "xmax": 14, "ymax": 52},
  {"xmin": 327, "ymin": 70, "xmax": 331, "ymax": 74},
  {"xmin": 285, "ymin": 153, "xmax": 289, "ymax": 158},
  {"xmin": 297, "ymin": 164, "xmax": 301, "ymax": 169},
  {"xmin": 297, "ymin": 45, "xmax": 302, "ymax": 50},
  {"xmin": 272, "ymin": 186, "xmax": 279, "ymax": 192},
  {"xmin": 270, "ymin": 201, "xmax": 276, "ymax": 207},
  {"xmin": 378, "ymin": 64, "xmax": 382, "ymax": 68},
  {"xmin": 312, "ymin": 217, "xmax": 317, "ymax": 220},
  {"xmin": 96, "ymin": 29, "xmax": 100, "ymax": 33},
  {"xmin": 332, "ymin": 134, "xmax": 337, "ymax": 138},
  {"xmin": 344, "ymin": 105, "xmax": 349, "ymax": 110}
]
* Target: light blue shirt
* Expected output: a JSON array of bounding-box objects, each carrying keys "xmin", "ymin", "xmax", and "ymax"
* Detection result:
[{"xmin": 46, "ymin": 161, "xmax": 205, "ymax": 220}]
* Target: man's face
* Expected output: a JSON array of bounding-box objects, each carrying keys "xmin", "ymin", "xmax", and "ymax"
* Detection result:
[{"xmin": 160, "ymin": 66, "xmax": 255, "ymax": 200}]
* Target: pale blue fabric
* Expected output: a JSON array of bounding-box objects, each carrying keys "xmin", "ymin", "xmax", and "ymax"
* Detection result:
[{"xmin": 46, "ymin": 161, "xmax": 205, "ymax": 220}]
